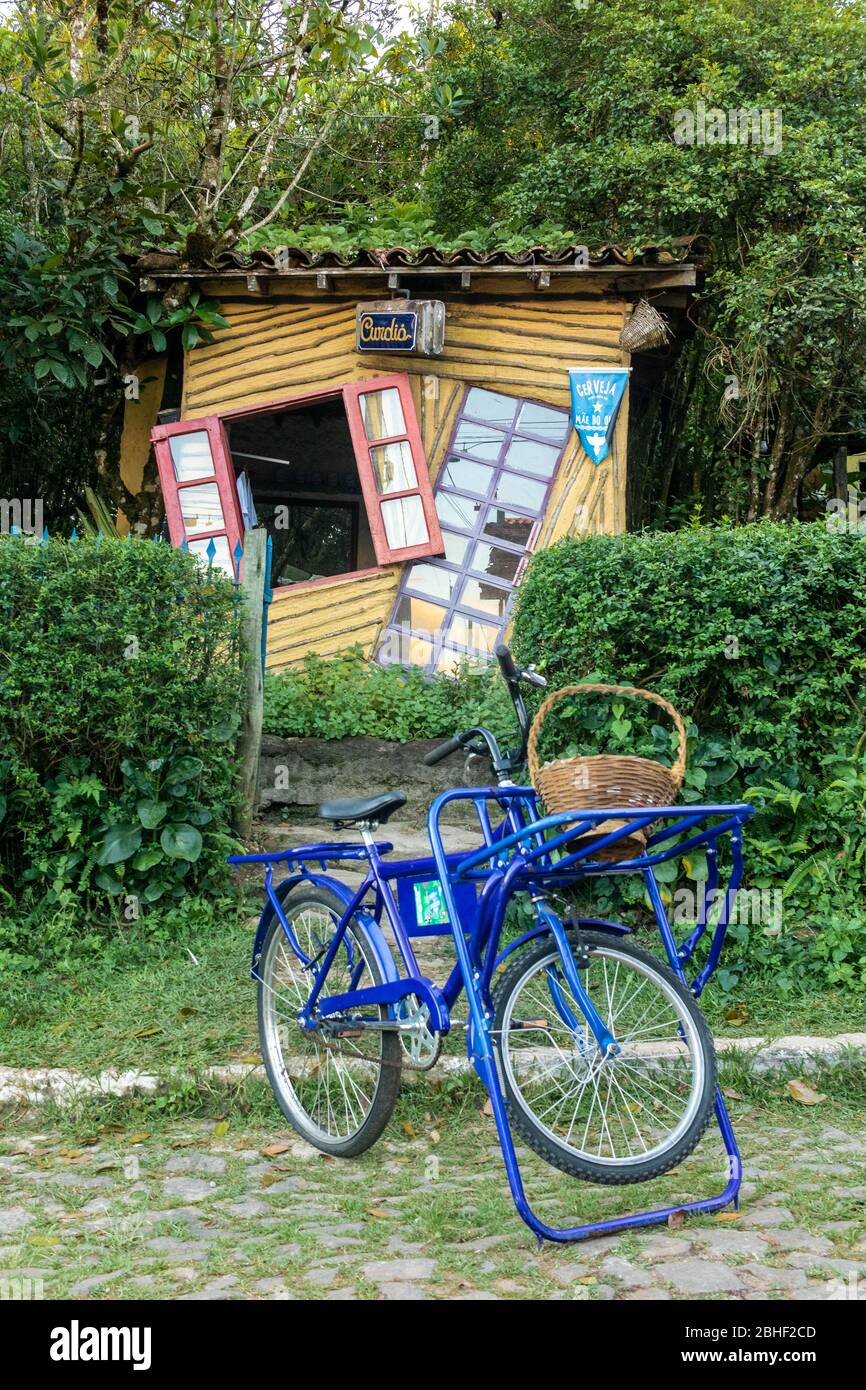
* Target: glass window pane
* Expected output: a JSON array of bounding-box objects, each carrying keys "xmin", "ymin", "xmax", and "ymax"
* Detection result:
[
  {"xmin": 504, "ymin": 436, "xmax": 563, "ymax": 479},
  {"xmin": 483, "ymin": 506, "xmax": 534, "ymax": 548},
  {"xmin": 404, "ymin": 563, "xmax": 459, "ymax": 602},
  {"xmin": 440, "ymin": 455, "xmax": 493, "ymax": 496},
  {"xmin": 394, "ymin": 594, "xmax": 447, "ymax": 635},
  {"xmin": 469, "ymin": 541, "xmax": 522, "ymax": 585},
  {"xmin": 370, "ymin": 440, "xmax": 417, "ymax": 493},
  {"xmin": 447, "ymin": 613, "xmax": 501, "ymax": 657},
  {"xmin": 381, "ymin": 494, "xmax": 428, "ymax": 549},
  {"xmin": 494, "ymin": 473, "xmax": 547, "ymax": 510},
  {"xmin": 169, "ymin": 431, "xmax": 214, "ymax": 482},
  {"xmin": 436, "ymin": 492, "xmax": 483, "ymax": 533},
  {"xmin": 361, "ymin": 387, "xmax": 405, "ymax": 441},
  {"xmin": 442, "ymin": 530, "xmax": 470, "ymax": 565},
  {"xmin": 179, "ymin": 483, "xmax": 225, "ymax": 535},
  {"xmin": 453, "ymin": 419, "xmax": 504, "ymax": 461},
  {"xmin": 188, "ymin": 534, "xmax": 233, "ymax": 577},
  {"xmin": 435, "ymin": 645, "xmax": 470, "ymax": 675},
  {"xmin": 459, "ymin": 577, "xmax": 510, "ymax": 620},
  {"xmin": 464, "ymin": 388, "xmax": 519, "ymax": 430},
  {"xmin": 379, "ymin": 629, "xmax": 434, "ymax": 668},
  {"xmin": 516, "ymin": 402, "xmax": 570, "ymax": 444}
]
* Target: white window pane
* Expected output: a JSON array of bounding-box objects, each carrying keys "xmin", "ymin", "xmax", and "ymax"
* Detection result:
[
  {"xmin": 453, "ymin": 419, "xmax": 503, "ymax": 461},
  {"xmin": 361, "ymin": 387, "xmax": 405, "ymax": 441},
  {"xmin": 188, "ymin": 534, "xmax": 233, "ymax": 577},
  {"xmin": 370, "ymin": 440, "xmax": 417, "ymax": 493},
  {"xmin": 169, "ymin": 431, "xmax": 214, "ymax": 482},
  {"xmin": 436, "ymin": 492, "xmax": 483, "ymax": 532},
  {"xmin": 459, "ymin": 577, "xmax": 510, "ymax": 619},
  {"xmin": 394, "ymin": 594, "xmax": 447, "ymax": 634},
  {"xmin": 435, "ymin": 644, "xmax": 470, "ymax": 675},
  {"xmin": 379, "ymin": 629, "xmax": 434, "ymax": 667},
  {"xmin": 179, "ymin": 483, "xmax": 225, "ymax": 535},
  {"xmin": 516, "ymin": 401, "xmax": 570, "ymax": 444},
  {"xmin": 404, "ymin": 563, "xmax": 458, "ymax": 601},
  {"xmin": 464, "ymin": 388, "xmax": 519, "ymax": 430},
  {"xmin": 441, "ymin": 455, "xmax": 493, "ymax": 495},
  {"xmin": 470, "ymin": 541, "xmax": 521, "ymax": 584},
  {"xmin": 442, "ymin": 530, "xmax": 470, "ymax": 565},
  {"xmin": 504, "ymin": 436, "xmax": 563, "ymax": 479},
  {"xmin": 447, "ymin": 613, "xmax": 500, "ymax": 656},
  {"xmin": 494, "ymin": 473, "xmax": 546, "ymax": 510},
  {"xmin": 381, "ymin": 494, "xmax": 428, "ymax": 549}
]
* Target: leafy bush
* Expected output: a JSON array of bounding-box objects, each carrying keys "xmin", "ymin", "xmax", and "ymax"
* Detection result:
[
  {"xmin": 0, "ymin": 536, "xmax": 243, "ymax": 959},
  {"xmin": 512, "ymin": 523, "xmax": 866, "ymax": 993},
  {"xmin": 263, "ymin": 647, "xmax": 516, "ymax": 746},
  {"xmin": 513, "ymin": 522, "xmax": 866, "ymax": 777}
]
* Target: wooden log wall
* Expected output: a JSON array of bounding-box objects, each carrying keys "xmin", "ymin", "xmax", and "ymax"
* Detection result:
[{"xmin": 179, "ymin": 277, "xmax": 630, "ymax": 671}]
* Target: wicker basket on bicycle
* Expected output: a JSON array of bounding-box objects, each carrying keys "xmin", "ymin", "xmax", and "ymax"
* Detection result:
[{"xmin": 526, "ymin": 683, "xmax": 688, "ymax": 862}]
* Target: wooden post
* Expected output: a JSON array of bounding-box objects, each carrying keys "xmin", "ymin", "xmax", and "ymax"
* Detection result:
[
  {"xmin": 833, "ymin": 446, "xmax": 849, "ymax": 505},
  {"xmin": 234, "ymin": 527, "xmax": 267, "ymax": 841}
]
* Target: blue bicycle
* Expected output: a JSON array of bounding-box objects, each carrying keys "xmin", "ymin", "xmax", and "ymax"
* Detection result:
[{"xmin": 230, "ymin": 647, "xmax": 753, "ymax": 1241}]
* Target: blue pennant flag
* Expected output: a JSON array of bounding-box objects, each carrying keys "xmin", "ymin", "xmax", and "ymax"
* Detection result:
[{"xmin": 568, "ymin": 367, "xmax": 631, "ymax": 464}]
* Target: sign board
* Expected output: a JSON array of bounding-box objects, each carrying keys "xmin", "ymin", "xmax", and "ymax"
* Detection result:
[
  {"xmin": 568, "ymin": 367, "xmax": 632, "ymax": 464},
  {"xmin": 356, "ymin": 300, "xmax": 445, "ymax": 357}
]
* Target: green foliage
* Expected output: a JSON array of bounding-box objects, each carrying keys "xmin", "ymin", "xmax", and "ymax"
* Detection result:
[
  {"xmin": 512, "ymin": 522, "xmax": 866, "ymax": 992},
  {"xmin": 263, "ymin": 646, "xmax": 515, "ymax": 746},
  {"xmin": 514, "ymin": 522, "xmax": 865, "ymax": 776},
  {"xmin": 420, "ymin": 0, "xmax": 866, "ymax": 518},
  {"xmin": 0, "ymin": 536, "xmax": 244, "ymax": 961}
]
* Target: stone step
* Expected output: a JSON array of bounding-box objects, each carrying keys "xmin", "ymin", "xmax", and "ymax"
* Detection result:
[{"xmin": 256, "ymin": 820, "xmax": 485, "ymax": 875}]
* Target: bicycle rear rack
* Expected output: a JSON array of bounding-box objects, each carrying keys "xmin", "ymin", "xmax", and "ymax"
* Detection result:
[{"xmin": 427, "ymin": 788, "xmax": 754, "ymax": 1244}]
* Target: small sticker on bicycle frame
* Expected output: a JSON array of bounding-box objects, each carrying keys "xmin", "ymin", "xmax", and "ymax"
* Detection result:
[{"xmin": 413, "ymin": 879, "xmax": 450, "ymax": 926}]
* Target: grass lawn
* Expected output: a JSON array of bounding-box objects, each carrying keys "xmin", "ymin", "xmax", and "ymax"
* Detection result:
[{"xmin": 1, "ymin": 896, "xmax": 863, "ymax": 1078}]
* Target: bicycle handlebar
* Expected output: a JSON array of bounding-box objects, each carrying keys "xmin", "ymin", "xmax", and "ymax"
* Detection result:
[
  {"xmin": 423, "ymin": 645, "xmax": 546, "ymax": 775},
  {"xmin": 423, "ymin": 734, "xmax": 464, "ymax": 767}
]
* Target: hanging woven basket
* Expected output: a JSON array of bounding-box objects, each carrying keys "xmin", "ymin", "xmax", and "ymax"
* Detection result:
[
  {"xmin": 619, "ymin": 298, "xmax": 672, "ymax": 353},
  {"xmin": 526, "ymin": 683, "xmax": 688, "ymax": 862}
]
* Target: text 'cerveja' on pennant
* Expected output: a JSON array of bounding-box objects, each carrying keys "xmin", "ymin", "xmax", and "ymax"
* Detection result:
[{"xmin": 568, "ymin": 367, "xmax": 631, "ymax": 464}]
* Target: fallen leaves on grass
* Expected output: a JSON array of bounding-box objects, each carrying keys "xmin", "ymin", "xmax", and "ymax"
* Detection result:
[
  {"xmin": 724, "ymin": 1005, "xmax": 750, "ymax": 1026},
  {"xmin": 787, "ymin": 1079, "xmax": 827, "ymax": 1106},
  {"xmin": 261, "ymin": 1141, "xmax": 292, "ymax": 1158}
]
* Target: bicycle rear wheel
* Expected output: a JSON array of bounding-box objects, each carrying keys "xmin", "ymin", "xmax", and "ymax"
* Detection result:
[
  {"xmin": 257, "ymin": 884, "xmax": 401, "ymax": 1157},
  {"xmin": 493, "ymin": 929, "xmax": 716, "ymax": 1184}
]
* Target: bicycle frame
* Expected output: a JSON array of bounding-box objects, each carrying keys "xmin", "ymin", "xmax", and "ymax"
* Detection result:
[{"xmin": 230, "ymin": 787, "xmax": 754, "ymax": 1244}]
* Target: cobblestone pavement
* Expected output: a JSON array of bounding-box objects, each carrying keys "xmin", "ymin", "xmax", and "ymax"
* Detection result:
[{"xmin": 1, "ymin": 1089, "xmax": 864, "ymax": 1301}]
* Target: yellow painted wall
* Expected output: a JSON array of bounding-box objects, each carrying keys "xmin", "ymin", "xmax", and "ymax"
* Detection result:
[
  {"xmin": 119, "ymin": 357, "xmax": 167, "ymax": 496},
  {"xmin": 179, "ymin": 279, "xmax": 631, "ymax": 670}
]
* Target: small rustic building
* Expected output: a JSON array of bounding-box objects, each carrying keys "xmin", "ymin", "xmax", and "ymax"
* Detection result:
[{"xmin": 125, "ymin": 245, "xmax": 697, "ymax": 673}]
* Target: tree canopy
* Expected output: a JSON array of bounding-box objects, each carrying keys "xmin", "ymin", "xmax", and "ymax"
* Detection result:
[{"xmin": 1, "ymin": 0, "xmax": 864, "ymax": 525}]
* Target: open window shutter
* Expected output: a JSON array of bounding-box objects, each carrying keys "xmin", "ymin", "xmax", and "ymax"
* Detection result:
[
  {"xmin": 151, "ymin": 416, "xmax": 244, "ymax": 578},
  {"xmin": 343, "ymin": 375, "xmax": 444, "ymax": 565}
]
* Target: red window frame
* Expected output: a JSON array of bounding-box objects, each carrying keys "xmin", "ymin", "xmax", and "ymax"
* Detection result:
[
  {"xmin": 150, "ymin": 374, "xmax": 443, "ymax": 578},
  {"xmin": 151, "ymin": 415, "xmax": 244, "ymax": 574}
]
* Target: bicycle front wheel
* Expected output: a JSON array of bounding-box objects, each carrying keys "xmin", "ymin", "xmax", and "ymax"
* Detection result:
[
  {"xmin": 493, "ymin": 930, "xmax": 716, "ymax": 1184},
  {"xmin": 257, "ymin": 884, "xmax": 401, "ymax": 1157}
]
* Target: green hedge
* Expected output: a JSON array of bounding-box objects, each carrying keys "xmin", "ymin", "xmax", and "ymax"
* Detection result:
[
  {"xmin": 512, "ymin": 522, "xmax": 866, "ymax": 778},
  {"xmin": 0, "ymin": 537, "xmax": 243, "ymax": 960},
  {"xmin": 263, "ymin": 647, "xmax": 515, "ymax": 745},
  {"xmin": 512, "ymin": 523, "xmax": 866, "ymax": 993}
]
